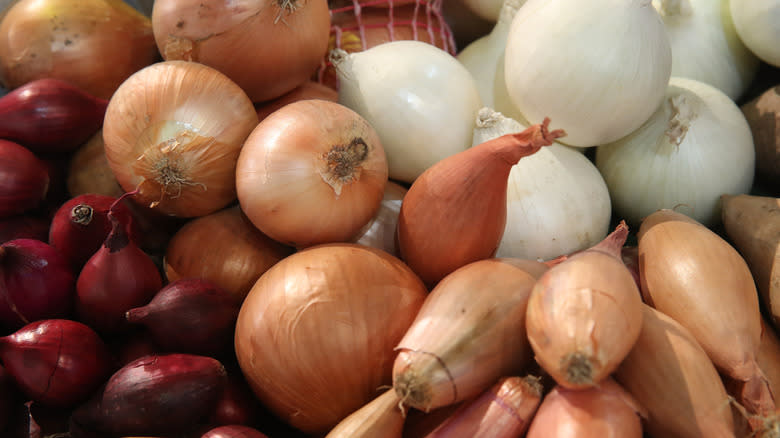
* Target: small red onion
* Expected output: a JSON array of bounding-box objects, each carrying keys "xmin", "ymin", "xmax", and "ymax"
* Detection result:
[
  {"xmin": 201, "ymin": 424, "xmax": 269, "ymax": 438},
  {"xmin": 76, "ymin": 211, "xmax": 162, "ymax": 334},
  {"xmin": 0, "ymin": 79, "xmax": 108, "ymax": 154},
  {"xmin": 0, "ymin": 319, "xmax": 114, "ymax": 408},
  {"xmin": 0, "ymin": 139, "xmax": 49, "ymax": 218},
  {"xmin": 209, "ymin": 368, "xmax": 266, "ymax": 428},
  {"xmin": 0, "ymin": 239, "xmax": 75, "ymax": 330},
  {"xmin": 0, "ymin": 215, "xmax": 49, "ymax": 243},
  {"xmin": 71, "ymin": 353, "xmax": 228, "ymax": 437},
  {"xmin": 48, "ymin": 193, "xmax": 137, "ymax": 271},
  {"xmin": 125, "ymin": 278, "xmax": 240, "ymax": 356}
]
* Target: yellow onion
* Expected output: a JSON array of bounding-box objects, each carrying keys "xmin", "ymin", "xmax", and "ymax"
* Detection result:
[
  {"xmin": 525, "ymin": 221, "xmax": 643, "ymax": 389},
  {"xmin": 525, "ymin": 377, "xmax": 645, "ymax": 438},
  {"xmin": 67, "ymin": 130, "xmax": 124, "ymax": 198},
  {"xmin": 427, "ymin": 375, "xmax": 543, "ymax": 438},
  {"xmin": 236, "ymin": 99, "xmax": 388, "ymax": 249},
  {"xmin": 638, "ymin": 209, "xmax": 774, "ymax": 417},
  {"xmin": 0, "ymin": 0, "xmax": 159, "ymax": 100},
  {"xmin": 614, "ymin": 304, "xmax": 736, "ymax": 438},
  {"xmin": 151, "ymin": 0, "xmax": 331, "ymax": 102},
  {"xmin": 103, "ymin": 60, "xmax": 259, "ymax": 218},
  {"xmin": 163, "ymin": 205, "xmax": 294, "ymax": 304},
  {"xmin": 325, "ymin": 389, "xmax": 405, "ymax": 438},
  {"xmin": 393, "ymin": 258, "xmax": 546, "ymax": 412},
  {"xmin": 233, "ymin": 243, "xmax": 427, "ymax": 435}
]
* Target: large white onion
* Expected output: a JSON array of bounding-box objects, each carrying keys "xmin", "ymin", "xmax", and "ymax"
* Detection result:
[
  {"xmin": 332, "ymin": 41, "xmax": 482, "ymax": 183},
  {"xmin": 730, "ymin": 0, "xmax": 780, "ymax": 67},
  {"xmin": 595, "ymin": 77, "xmax": 755, "ymax": 227},
  {"xmin": 503, "ymin": 0, "xmax": 672, "ymax": 147},
  {"xmin": 652, "ymin": 0, "xmax": 759, "ymax": 101},
  {"xmin": 473, "ymin": 109, "xmax": 612, "ymax": 261}
]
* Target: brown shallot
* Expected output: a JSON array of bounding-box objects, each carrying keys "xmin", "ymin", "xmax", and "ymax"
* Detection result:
[
  {"xmin": 614, "ymin": 304, "xmax": 736, "ymax": 438},
  {"xmin": 525, "ymin": 221, "xmax": 643, "ymax": 389},
  {"xmin": 525, "ymin": 377, "xmax": 645, "ymax": 438},
  {"xmin": 394, "ymin": 258, "xmax": 546, "ymax": 412},
  {"xmin": 426, "ymin": 375, "xmax": 543, "ymax": 438},
  {"xmin": 397, "ymin": 118, "xmax": 564, "ymax": 287},
  {"xmin": 325, "ymin": 389, "xmax": 405, "ymax": 438},
  {"xmin": 638, "ymin": 209, "xmax": 774, "ymax": 417}
]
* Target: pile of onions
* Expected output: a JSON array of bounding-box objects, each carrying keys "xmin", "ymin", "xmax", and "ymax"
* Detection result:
[
  {"xmin": 317, "ymin": 1, "xmax": 456, "ymax": 90},
  {"xmin": 103, "ymin": 60, "xmax": 259, "ymax": 218},
  {"xmin": 234, "ymin": 243, "xmax": 427, "ymax": 434},
  {"xmin": 151, "ymin": 0, "xmax": 331, "ymax": 102},
  {"xmin": 236, "ymin": 99, "xmax": 388, "ymax": 249},
  {"xmin": 0, "ymin": 0, "xmax": 159, "ymax": 100}
]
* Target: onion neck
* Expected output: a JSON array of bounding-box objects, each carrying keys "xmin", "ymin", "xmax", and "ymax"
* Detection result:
[
  {"xmin": 70, "ymin": 204, "xmax": 94, "ymax": 226},
  {"xmin": 655, "ymin": 0, "xmax": 693, "ymax": 17},
  {"xmin": 665, "ymin": 94, "xmax": 697, "ymax": 146}
]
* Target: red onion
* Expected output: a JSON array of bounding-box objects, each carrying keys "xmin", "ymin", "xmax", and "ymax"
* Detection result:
[
  {"xmin": 0, "ymin": 79, "xmax": 108, "ymax": 154},
  {"xmin": 125, "ymin": 278, "xmax": 240, "ymax": 357},
  {"xmin": 208, "ymin": 368, "xmax": 267, "ymax": 428},
  {"xmin": 0, "ymin": 239, "xmax": 75, "ymax": 330},
  {"xmin": 75, "ymin": 211, "xmax": 162, "ymax": 335},
  {"xmin": 0, "ymin": 215, "xmax": 49, "ymax": 243},
  {"xmin": 0, "ymin": 139, "xmax": 49, "ymax": 218},
  {"xmin": 109, "ymin": 328, "xmax": 161, "ymax": 367},
  {"xmin": 0, "ymin": 319, "xmax": 114, "ymax": 408},
  {"xmin": 71, "ymin": 353, "xmax": 228, "ymax": 437},
  {"xmin": 48, "ymin": 193, "xmax": 137, "ymax": 271},
  {"xmin": 201, "ymin": 424, "xmax": 269, "ymax": 438},
  {"xmin": 0, "ymin": 363, "xmax": 19, "ymax": 432}
]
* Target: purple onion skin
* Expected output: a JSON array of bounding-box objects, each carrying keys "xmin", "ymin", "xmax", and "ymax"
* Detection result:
[
  {"xmin": 0, "ymin": 215, "xmax": 49, "ymax": 244},
  {"xmin": 0, "ymin": 363, "xmax": 19, "ymax": 432},
  {"xmin": 125, "ymin": 278, "xmax": 240, "ymax": 357},
  {"xmin": 0, "ymin": 239, "xmax": 75, "ymax": 330},
  {"xmin": 71, "ymin": 353, "xmax": 228, "ymax": 437},
  {"xmin": 0, "ymin": 319, "xmax": 114, "ymax": 408},
  {"xmin": 0, "ymin": 78, "xmax": 108, "ymax": 154}
]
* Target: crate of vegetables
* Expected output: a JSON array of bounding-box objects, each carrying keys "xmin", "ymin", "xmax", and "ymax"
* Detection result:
[{"xmin": 0, "ymin": 0, "xmax": 778, "ymax": 437}]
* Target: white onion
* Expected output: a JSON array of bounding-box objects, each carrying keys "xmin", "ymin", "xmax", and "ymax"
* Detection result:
[
  {"xmin": 652, "ymin": 0, "xmax": 759, "ymax": 101},
  {"xmin": 473, "ymin": 108, "xmax": 612, "ymax": 261},
  {"xmin": 595, "ymin": 77, "xmax": 755, "ymax": 227},
  {"xmin": 730, "ymin": 0, "xmax": 780, "ymax": 67},
  {"xmin": 332, "ymin": 41, "xmax": 483, "ymax": 183},
  {"xmin": 461, "ymin": 0, "xmax": 504, "ymax": 22},
  {"xmin": 503, "ymin": 0, "xmax": 672, "ymax": 147}
]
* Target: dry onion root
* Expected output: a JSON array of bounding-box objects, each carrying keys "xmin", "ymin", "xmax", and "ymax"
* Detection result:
[
  {"xmin": 392, "ymin": 258, "xmax": 547, "ymax": 412},
  {"xmin": 524, "ymin": 221, "xmax": 644, "ymax": 389},
  {"xmin": 638, "ymin": 209, "xmax": 775, "ymax": 419}
]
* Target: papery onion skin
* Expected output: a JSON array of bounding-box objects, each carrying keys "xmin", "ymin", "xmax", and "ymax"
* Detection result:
[
  {"xmin": 152, "ymin": 0, "xmax": 331, "ymax": 102},
  {"xmin": 0, "ymin": 0, "xmax": 159, "ymax": 100},
  {"xmin": 255, "ymin": 81, "xmax": 338, "ymax": 121},
  {"xmin": 0, "ymin": 139, "xmax": 49, "ymax": 218},
  {"xmin": 236, "ymin": 99, "xmax": 388, "ymax": 249},
  {"xmin": 614, "ymin": 304, "xmax": 736, "ymax": 438},
  {"xmin": 234, "ymin": 243, "xmax": 427, "ymax": 435},
  {"xmin": 164, "ymin": 206, "xmax": 294, "ymax": 304},
  {"xmin": 324, "ymin": 389, "xmax": 405, "ymax": 438},
  {"xmin": 525, "ymin": 222, "xmax": 644, "ymax": 389},
  {"xmin": 637, "ymin": 209, "xmax": 774, "ymax": 417},
  {"xmin": 103, "ymin": 60, "xmax": 259, "ymax": 218},
  {"xmin": 730, "ymin": 0, "xmax": 780, "ymax": 68},
  {"xmin": 525, "ymin": 378, "xmax": 644, "ymax": 438},
  {"xmin": 504, "ymin": 0, "xmax": 672, "ymax": 147}
]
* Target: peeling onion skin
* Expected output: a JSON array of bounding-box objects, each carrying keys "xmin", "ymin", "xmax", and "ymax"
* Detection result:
[
  {"xmin": 152, "ymin": 0, "xmax": 331, "ymax": 102},
  {"xmin": 103, "ymin": 60, "xmax": 259, "ymax": 218}
]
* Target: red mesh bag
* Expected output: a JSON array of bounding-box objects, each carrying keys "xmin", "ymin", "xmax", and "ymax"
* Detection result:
[{"xmin": 317, "ymin": 0, "xmax": 457, "ymax": 89}]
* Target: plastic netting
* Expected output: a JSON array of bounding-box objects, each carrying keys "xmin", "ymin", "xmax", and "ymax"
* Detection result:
[{"xmin": 317, "ymin": 0, "xmax": 457, "ymax": 89}]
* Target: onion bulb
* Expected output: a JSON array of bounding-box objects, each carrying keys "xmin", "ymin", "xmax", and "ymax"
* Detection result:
[
  {"xmin": 332, "ymin": 41, "xmax": 483, "ymax": 183},
  {"xmin": 638, "ymin": 209, "xmax": 774, "ymax": 417},
  {"xmin": 504, "ymin": 0, "xmax": 672, "ymax": 146},
  {"xmin": 596, "ymin": 77, "xmax": 755, "ymax": 228},
  {"xmin": 103, "ymin": 60, "xmax": 259, "ymax": 218},
  {"xmin": 461, "ymin": 0, "xmax": 503, "ymax": 21},
  {"xmin": 236, "ymin": 99, "xmax": 388, "ymax": 249},
  {"xmin": 151, "ymin": 0, "xmax": 331, "ymax": 102},
  {"xmin": 0, "ymin": 0, "xmax": 159, "ymax": 100},
  {"xmin": 234, "ymin": 243, "xmax": 427, "ymax": 435},
  {"xmin": 651, "ymin": 0, "xmax": 759, "ymax": 101},
  {"xmin": 325, "ymin": 389, "xmax": 405, "ymax": 438},
  {"xmin": 730, "ymin": 0, "xmax": 780, "ymax": 67},
  {"xmin": 525, "ymin": 222, "xmax": 644, "ymax": 389},
  {"xmin": 472, "ymin": 108, "xmax": 612, "ymax": 261}
]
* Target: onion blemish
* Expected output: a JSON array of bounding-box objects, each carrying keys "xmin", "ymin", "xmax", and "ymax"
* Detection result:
[{"xmin": 320, "ymin": 137, "xmax": 368, "ymax": 196}]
